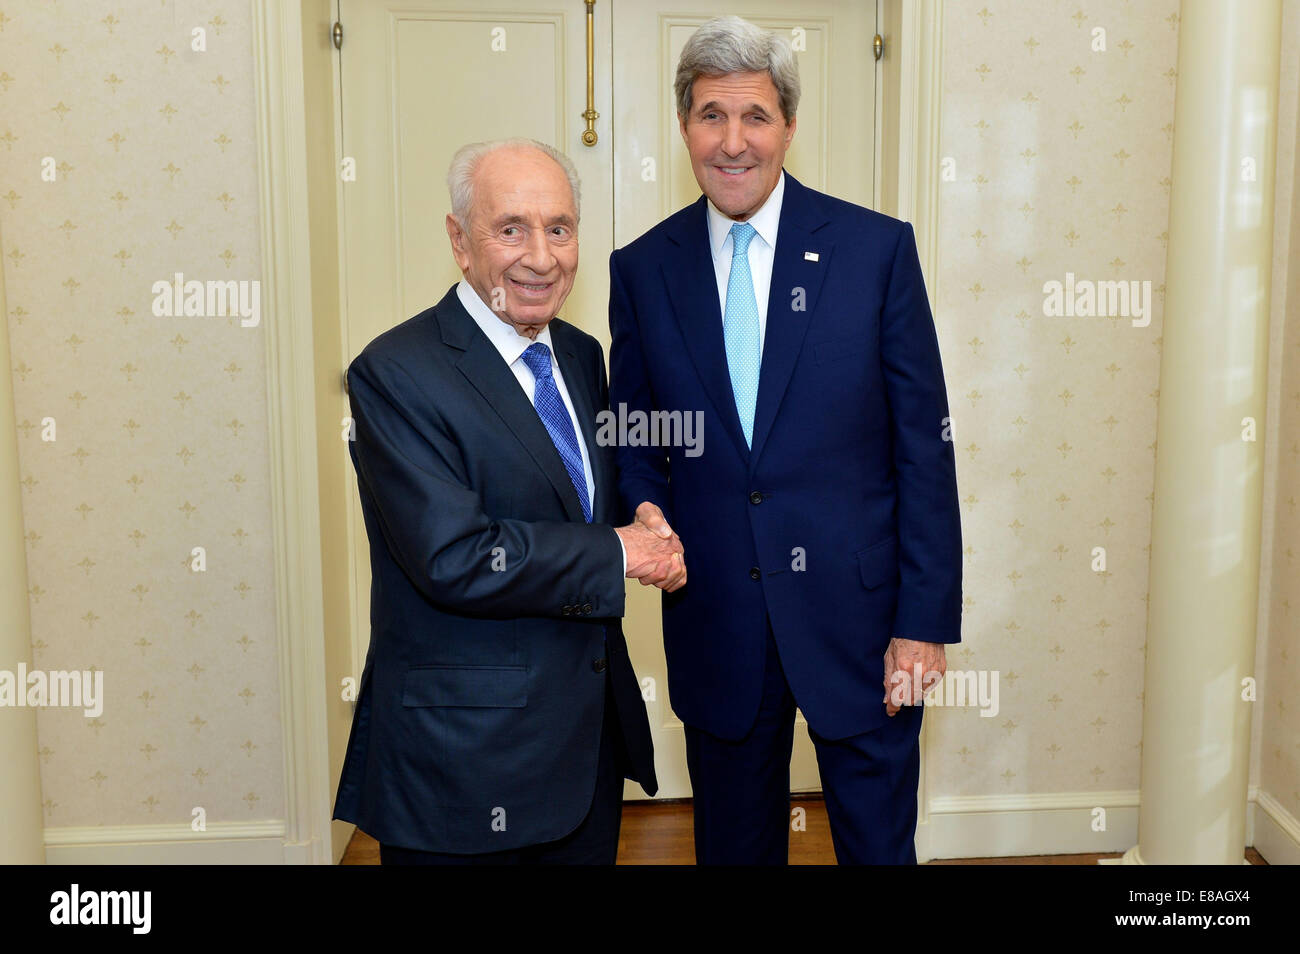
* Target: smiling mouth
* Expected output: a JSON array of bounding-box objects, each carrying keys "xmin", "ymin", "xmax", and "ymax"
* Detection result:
[
  {"xmin": 715, "ymin": 166, "xmax": 753, "ymax": 176},
  {"xmin": 509, "ymin": 278, "xmax": 553, "ymax": 294}
]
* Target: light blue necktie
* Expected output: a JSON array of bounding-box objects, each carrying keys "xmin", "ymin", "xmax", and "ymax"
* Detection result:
[
  {"xmin": 724, "ymin": 222, "xmax": 761, "ymax": 447},
  {"xmin": 521, "ymin": 342, "xmax": 591, "ymax": 522}
]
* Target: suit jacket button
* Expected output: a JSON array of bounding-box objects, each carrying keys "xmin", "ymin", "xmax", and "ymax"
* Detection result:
[
  {"xmin": 592, "ymin": 657, "xmax": 607, "ymax": 673},
  {"xmin": 749, "ymin": 567, "xmax": 761, "ymax": 580},
  {"xmin": 562, "ymin": 604, "xmax": 573, "ymax": 615},
  {"xmin": 582, "ymin": 602, "xmax": 593, "ymax": 615},
  {"xmin": 749, "ymin": 491, "xmax": 763, "ymax": 505}
]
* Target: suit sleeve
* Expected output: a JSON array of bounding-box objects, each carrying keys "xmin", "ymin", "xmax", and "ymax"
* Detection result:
[
  {"xmin": 608, "ymin": 250, "xmax": 672, "ymax": 525},
  {"xmin": 347, "ymin": 351, "xmax": 626, "ymax": 620},
  {"xmin": 879, "ymin": 222, "xmax": 963, "ymax": 643}
]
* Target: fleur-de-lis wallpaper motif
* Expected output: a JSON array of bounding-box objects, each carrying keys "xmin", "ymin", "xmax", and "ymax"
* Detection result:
[
  {"xmin": 932, "ymin": 0, "xmax": 1300, "ymax": 820},
  {"xmin": 0, "ymin": 1, "xmax": 282, "ymax": 827}
]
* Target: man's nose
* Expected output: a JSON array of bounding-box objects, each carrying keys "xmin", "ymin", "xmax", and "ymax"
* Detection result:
[
  {"xmin": 519, "ymin": 227, "xmax": 555, "ymax": 271},
  {"xmin": 721, "ymin": 119, "xmax": 747, "ymax": 158}
]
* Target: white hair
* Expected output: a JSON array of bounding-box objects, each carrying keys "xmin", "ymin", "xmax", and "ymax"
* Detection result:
[
  {"xmin": 446, "ymin": 138, "xmax": 581, "ymax": 226},
  {"xmin": 675, "ymin": 16, "xmax": 801, "ymax": 122}
]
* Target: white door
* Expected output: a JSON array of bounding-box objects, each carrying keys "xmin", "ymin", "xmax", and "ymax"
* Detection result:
[{"xmin": 336, "ymin": 0, "xmax": 879, "ymax": 800}]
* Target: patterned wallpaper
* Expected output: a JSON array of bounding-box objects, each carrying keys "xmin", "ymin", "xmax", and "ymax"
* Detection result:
[
  {"xmin": 0, "ymin": 1, "xmax": 283, "ymax": 828},
  {"xmin": 931, "ymin": 0, "xmax": 1178, "ymax": 795},
  {"xmin": 0, "ymin": 0, "xmax": 1293, "ymax": 849},
  {"xmin": 930, "ymin": 0, "xmax": 1298, "ymax": 833}
]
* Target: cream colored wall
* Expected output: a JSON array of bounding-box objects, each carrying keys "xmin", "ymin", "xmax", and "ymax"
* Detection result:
[
  {"xmin": 931, "ymin": 0, "xmax": 1298, "ymax": 841},
  {"xmin": 0, "ymin": 2, "xmax": 284, "ymax": 828},
  {"xmin": 1255, "ymin": 0, "xmax": 1300, "ymax": 832}
]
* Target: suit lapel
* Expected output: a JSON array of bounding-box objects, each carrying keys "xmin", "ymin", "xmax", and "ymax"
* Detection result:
[
  {"xmin": 663, "ymin": 198, "xmax": 752, "ymax": 463},
  {"xmin": 434, "ymin": 288, "xmax": 587, "ymax": 524},
  {"xmin": 749, "ymin": 175, "xmax": 833, "ymax": 466}
]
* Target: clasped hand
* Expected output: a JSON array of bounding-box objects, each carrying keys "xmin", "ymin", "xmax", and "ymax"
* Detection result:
[{"xmin": 614, "ymin": 501, "xmax": 686, "ymax": 592}]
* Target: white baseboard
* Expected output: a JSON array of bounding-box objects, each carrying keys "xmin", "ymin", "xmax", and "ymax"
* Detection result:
[
  {"xmin": 1251, "ymin": 789, "xmax": 1300, "ymax": 866},
  {"xmin": 917, "ymin": 790, "xmax": 1139, "ymax": 862},
  {"xmin": 43, "ymin": 820, "xmax": 294, "ymax": 865},
  {"xmin": 917, "ymin": 787, "xmax": 1298, "ymax": 864}
]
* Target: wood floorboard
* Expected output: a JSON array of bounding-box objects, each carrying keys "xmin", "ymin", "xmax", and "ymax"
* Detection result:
[{"xmin": 338, "ymin": 797, "xmax": 1268, "ymax": 865}]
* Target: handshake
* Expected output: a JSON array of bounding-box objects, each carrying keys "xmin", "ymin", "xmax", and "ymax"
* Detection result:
[{"xmin": 614, "ymin": 501, "xmax": 686, "ymax": 592}]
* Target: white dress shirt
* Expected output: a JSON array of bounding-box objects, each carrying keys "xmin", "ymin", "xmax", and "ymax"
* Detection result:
[
  {"xmin": 705, "ymin": 169, "xmax": 785, "ymax": 350},
  {"xmin": 456, "ymin": 281, "xmax": 626, "ymax": 573}
]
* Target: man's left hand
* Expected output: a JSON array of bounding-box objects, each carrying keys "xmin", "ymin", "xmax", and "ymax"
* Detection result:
[{"xmin": 883, "ymin": 638, "xmax": 947, "ymax": 716}]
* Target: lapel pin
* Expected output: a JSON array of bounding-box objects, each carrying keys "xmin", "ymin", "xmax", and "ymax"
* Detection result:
[{"xmin": 804, "ymin": 251, "xmax": 820, "ymax": 262}]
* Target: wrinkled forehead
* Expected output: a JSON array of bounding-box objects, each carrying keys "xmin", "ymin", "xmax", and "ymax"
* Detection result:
[
  {"xmin": 472, "ymin": 149, "xmax": 576, "ymax": 222},
  {"xmin": 690, "ymin": 70, "xmax": 783, "ymax": 113}
]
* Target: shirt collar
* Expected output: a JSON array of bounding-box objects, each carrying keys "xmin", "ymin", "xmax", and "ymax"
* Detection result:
[
  {"xmin": 456, "ymin": 280, "xmax": 554, "ymax": 368},
  {"xmin": 705, "ymin": 169, "xmax": 785, "ymax": 259}
]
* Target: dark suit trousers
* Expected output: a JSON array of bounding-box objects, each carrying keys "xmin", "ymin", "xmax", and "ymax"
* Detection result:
[
  {"xmin": 683, "ymin": 622, "xmax": 923, "ymax": 865},
  {"xmin": 380, "ymin": 673, "xmax": 629, "ymax": 865}
]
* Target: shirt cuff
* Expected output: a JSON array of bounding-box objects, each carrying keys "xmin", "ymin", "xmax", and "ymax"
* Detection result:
[{"xmin": 617, "ymin": 532, "xmax": 626, "ymax": 576}]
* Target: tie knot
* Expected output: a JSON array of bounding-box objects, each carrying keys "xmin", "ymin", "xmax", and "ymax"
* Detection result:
[
  {"xmin": 521, "ymin": 342, "xmax": 553, "ymax": 379},
  {"xmin": 730, "ymin": 221, "xmax": 757, "ymax": 254}
]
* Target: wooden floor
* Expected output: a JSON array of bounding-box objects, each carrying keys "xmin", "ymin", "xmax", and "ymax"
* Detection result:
[{"xmin": 339, "ymin": 797, "xmax": 1268, "ymax": 865}]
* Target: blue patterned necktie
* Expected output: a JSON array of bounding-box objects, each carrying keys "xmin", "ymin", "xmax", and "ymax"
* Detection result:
[
  {"xmin": 724, "ymin": 221, "xmax": 761, "ymax": 447},
  {"xmin": 521, "ymin": 342, "xmax": 591, "ymax": 522}
]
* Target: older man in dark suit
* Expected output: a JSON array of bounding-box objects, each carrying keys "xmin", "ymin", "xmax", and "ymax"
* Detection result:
[{"xmin": 334, "ymin": 138, "xmax": 682, "ymax": 864}]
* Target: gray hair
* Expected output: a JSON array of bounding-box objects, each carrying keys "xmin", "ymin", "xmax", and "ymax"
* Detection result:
[
  {"xmin": 446, "ymin": 138, "xmax": 582, "ymax": 226},
  {"xmin": 674, "ymin": 16, "xmax": 800, "ymax": 123}
]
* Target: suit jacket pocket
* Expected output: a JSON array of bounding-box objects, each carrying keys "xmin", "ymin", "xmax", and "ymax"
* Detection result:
[
  {"xmin": 855, "ymin": 537, "xmax": 898, "ymax": 590},
  {"xmin": 401, "ymin": 665, "xmax": 528, "ymax": 708}
]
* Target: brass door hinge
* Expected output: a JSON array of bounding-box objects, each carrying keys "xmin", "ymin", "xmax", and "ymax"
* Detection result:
[
  {"xmin": 332, "ymin": 20, "xmax": 343, "ymax": 49},
  {"xmin": 873, "ymin": 33, "xmax": 884, "ymax": 61}
]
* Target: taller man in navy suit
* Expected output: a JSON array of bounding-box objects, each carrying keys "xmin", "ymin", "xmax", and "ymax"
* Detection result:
[{"xmin": 609, "ymin": 17, "xmax": 963, "ymax": 864}]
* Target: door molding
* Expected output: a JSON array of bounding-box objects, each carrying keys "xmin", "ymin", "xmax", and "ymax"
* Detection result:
[
  {"xmin": 253, "ymin": 0, "xmax": 944, "ymax": 862},
  {"xmin": 251, "ymin": 0, "xmax": 333, "ymax": 864},
  {"xmin": 890, "ymin": 0, "xmax": 945, "ymax": 863},
  {"xmin": 894, "ymin": 0, "xmax": 944, "ymax": 287}
]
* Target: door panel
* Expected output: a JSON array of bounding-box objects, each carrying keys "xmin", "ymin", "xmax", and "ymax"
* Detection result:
[{"xmin": 392, "ymin": 16, "xmax": 568, "ymax": 318}]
